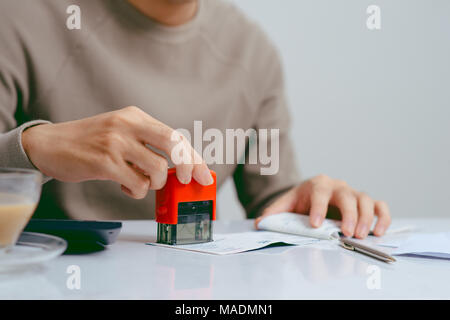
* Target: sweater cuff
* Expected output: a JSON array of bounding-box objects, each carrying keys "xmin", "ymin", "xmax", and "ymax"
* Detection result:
[{"xmin": 0, "ymin": 120, "xmax": 53, "ymax": 183}]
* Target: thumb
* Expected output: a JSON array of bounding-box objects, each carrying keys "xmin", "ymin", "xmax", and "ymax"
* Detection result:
[{"xmin": 254, "ymin": 187, "xmax": 298, "ymax": 229}]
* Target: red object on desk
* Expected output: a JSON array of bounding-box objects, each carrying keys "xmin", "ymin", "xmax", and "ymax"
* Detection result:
[{"xmin": 155, "ymin": 168, "xmax": 216, "ymax": 224}]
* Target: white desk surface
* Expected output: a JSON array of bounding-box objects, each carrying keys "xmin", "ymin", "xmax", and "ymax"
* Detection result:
[{"xmin": 1, "ymin": 218, "xmax": 449, "ymax": 299}]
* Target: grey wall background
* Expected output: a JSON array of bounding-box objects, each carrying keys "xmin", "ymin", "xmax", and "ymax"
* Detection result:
[{"xmin": 217, "ymin": 0, "xmax": 450, "ymax": 220}]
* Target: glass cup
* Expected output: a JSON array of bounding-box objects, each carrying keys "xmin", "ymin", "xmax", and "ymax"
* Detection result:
[{"xmin": 0, "ymin": 168, "xmax": 42, "ymax": 254}]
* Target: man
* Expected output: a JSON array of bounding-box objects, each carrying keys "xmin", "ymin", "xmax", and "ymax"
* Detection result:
[{"xmin": 0, "ymin": 0, "xmax": 390, "ymax": 238}]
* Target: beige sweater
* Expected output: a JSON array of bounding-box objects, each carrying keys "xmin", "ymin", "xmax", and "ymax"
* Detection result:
[{"xmin": 0, "ymin": 0, "xmax": 300, "ymax": 220}]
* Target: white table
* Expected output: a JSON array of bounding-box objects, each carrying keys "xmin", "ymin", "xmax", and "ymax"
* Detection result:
[{"xmin": 1, "ymin": 218, "xmax": 449, "ymax": 299}]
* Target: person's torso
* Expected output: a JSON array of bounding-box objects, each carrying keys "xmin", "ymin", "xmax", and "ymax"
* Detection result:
[{"xmin": 7, "ymin": 0, "xmax": 270, "ymax": 220}]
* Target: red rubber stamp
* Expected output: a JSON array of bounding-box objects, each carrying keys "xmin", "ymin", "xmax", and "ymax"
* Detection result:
[{"xmin": 155, "ymin": 168, "xmax": 216, "ymax": 245}]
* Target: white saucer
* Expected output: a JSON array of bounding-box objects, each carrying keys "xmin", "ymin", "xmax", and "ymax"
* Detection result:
[{"xmin": 0, "ymin": 232, "xmax": 67, "ymax": 272}]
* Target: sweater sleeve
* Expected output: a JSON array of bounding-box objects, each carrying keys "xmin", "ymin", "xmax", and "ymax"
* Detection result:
[
  {"xmin": 0, "ymin": 7, "xmax": 51, "ymax": 181},
  {"xmin": 233, "ymin": 34, "xmax": 301, "ymax": 219},
  {"xmin": 0, "ymin": 120, "xmax": 52, "ymax": 171}
]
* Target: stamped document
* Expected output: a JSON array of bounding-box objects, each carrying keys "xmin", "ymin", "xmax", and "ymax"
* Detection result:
[
  {"xmin": 147, "ymin": 231, "xmax": 319, "ymax": 255},
  {"xmin": 257, "ymin": 212, "xmax": 341, "ymax": 240}
]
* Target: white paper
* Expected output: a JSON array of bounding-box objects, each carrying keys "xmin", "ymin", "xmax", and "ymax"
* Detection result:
[
  {"xmin": 147, "ymin": 231, "xmax": 319, "ymax": 255},
  {"xmin": 257, "ymin": 212, "xmax": 341, "ymax": 240},
  {"xmin": 388, "ymin": 232, "xmax": 450, "ymax": 259}
]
